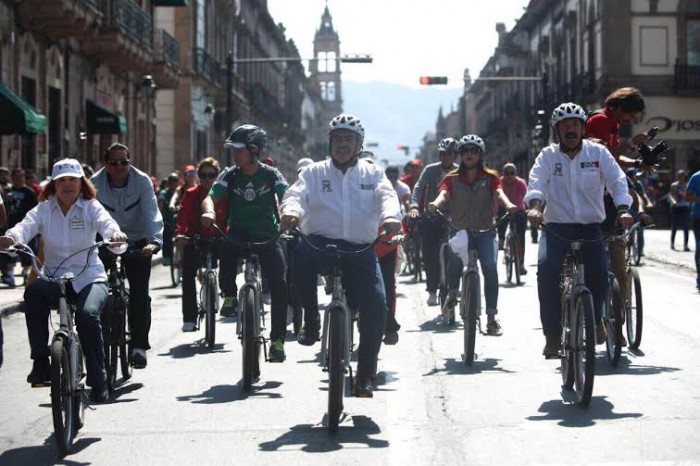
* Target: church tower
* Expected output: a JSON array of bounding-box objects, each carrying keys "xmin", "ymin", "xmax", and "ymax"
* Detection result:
[{"xmin": 310, "ymin": 3, "xmax": 343, "ymax": 124}]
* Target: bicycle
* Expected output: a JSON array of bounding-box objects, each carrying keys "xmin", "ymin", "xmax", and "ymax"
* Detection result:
[
  {"xmin": 170, "ymin": 245, "xmax": 183, "ymax": 287},
  {"xmin": 624, "ymin": 222, "xmax": 649, "ymax": 349},
  {"xmin": 280, "ymin": 233, "xmax": 303, "ymax": 336},
  {"xmin": 602, "ymin": 235, "xmax": 624, "ymax": 367},
  {"xmin": 293, "ymin": 228, "xmax": 385, "ymax": 432},
  {"xmin": 626, "ymin": 227, "xmax": 642, "ymax": 266},
  {"xmin": 212, "ymin": 225, "xmax": 281, "ymax": 391},
  {"xmin": 3, "ymin": 240, "xmax": 124, "ymax": 456},
  {"xmin": 541, "ymin": 224, "xmax": 596, "ymax": 407},
  {"xmin": 504, "ymin": 213, "xmax": 524, "ymax": 285}
]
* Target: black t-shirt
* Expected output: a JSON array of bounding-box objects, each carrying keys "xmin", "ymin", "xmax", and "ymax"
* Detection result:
[{"xmin": 8, "ymin": 185, "xmax": 38, "ymax": 228}]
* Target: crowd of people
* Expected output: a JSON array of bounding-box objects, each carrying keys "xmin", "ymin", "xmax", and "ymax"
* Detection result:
[{"xmin": 0, "ymin": 86, "xmax": 699, "ymax": 406}]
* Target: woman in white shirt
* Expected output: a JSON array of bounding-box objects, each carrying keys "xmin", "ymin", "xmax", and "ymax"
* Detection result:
[{"xmin": 0, "ymin": 159, "xmax": 126, "ymax": 402}]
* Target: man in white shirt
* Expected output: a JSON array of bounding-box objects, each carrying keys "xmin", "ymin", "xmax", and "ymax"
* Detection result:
[
  {"xmin": 281, "ymin": 114, "xmax": 401, "ymax": 398},
  {"xmin": 525, "ymin": 102, "xmax": 633, "ymax": 359}
]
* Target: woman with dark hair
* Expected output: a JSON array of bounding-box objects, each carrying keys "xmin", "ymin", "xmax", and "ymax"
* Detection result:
[
  {"xmin": 427, "ymin": 135, "xmax": 517, "ymax": 336},
  {"xmin": 0, "ymin": 159, "xmax": 127, "ymax": 402}
]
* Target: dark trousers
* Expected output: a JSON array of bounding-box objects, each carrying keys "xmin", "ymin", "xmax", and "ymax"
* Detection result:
[
  {"xmin": 536, "ymin": 223, "xmax": 607, "ymax": 337},
  {"xmin": 162, "ymin": 225, "xmax": 175, "ymax": 260},
  {"xmin": 294, "ymin": 235, "xmax": 387, "ymax": 379},
  {"xmin": 693, "ymin": 218, "xmax": 700, "ymax": 282},
  {"xmin": 670, "ymin": 206, "xmax": 691, "ymax": 248},
  {"xmin": 221, "ymin": 231, "xmax": 287, "ymax": 342},
  {"xmin": 378, "ymin": 250, "xmax": 397, "ymax": 318},
  {"xmin": 420, "ymin": 220, "xmax": 443, "ymax": 293},
  {"xmin": 24, "ymin": 280, "xmax": 108, "ymax": 388},
  {"xmin": 447, "ymin": 231, "xmax": 500, "ymax": 313},
  {"xmin": 122, "ymin": 253, "xmax": 153, "ymax": 350}
]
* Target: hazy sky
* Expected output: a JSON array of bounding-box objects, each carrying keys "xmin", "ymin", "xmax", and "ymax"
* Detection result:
[{"xmin": 267, "ymin": 0, "xmax": 531, "ymax": 89}]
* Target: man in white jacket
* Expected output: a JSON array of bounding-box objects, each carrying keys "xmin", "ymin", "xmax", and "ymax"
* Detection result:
[{"xmin": 281, "ymin": 114, "xmax": 401, "ymax": 398}]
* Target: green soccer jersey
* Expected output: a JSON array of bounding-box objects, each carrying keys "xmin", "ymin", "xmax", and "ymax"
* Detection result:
[{"xmin": 209, "ymin": 164, "xmax": 288, "ymax": 237}]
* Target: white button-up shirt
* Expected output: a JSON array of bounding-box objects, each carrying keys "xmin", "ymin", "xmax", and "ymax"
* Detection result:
[
  {"xmin": 281, "ymin": 159, "xmax": 401, "ymax": 244},
  {"xmin": 6, "ymin": 197, "xmax": 122, "ymax": 292},
  {"xmin": 524, "ymin": 139, "xmax": 633, "ymax": 224}
]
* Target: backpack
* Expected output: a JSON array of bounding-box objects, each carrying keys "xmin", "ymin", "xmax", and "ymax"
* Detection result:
[{"xmin": 222, "ymin": 163, "xmax": 282, "ymax": 223}]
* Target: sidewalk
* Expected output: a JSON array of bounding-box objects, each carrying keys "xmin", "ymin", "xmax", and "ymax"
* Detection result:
[{"xmin": 639, "ymin": 228, "xmax": 696, "ymax": 272}]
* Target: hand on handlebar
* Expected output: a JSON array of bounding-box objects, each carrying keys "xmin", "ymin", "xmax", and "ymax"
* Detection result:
[
  {"xmin": 639, "ymin": 212, "xmax": 654, "ymax": 226},
  {"xmin": 617, "ymin": 212, "xmax": 634, "ymax": 229},
  {"xmin": 110, "ymin": 232, "xmax": 128, "ymax": 244},
  {"xmin": 408, "ymin": 207, "xmax": 419, "ymax": 218},
  {"xmin": 280, "ymin": 214, "xmax": 299, "ymax": 230},
  {"xmin": 505, "ymin": 203, "xmax": 519, "ymax": 214},
  {"xmin": 201, "ymin": 212, "xmax": 215, "ymax": 228},
  {"xmin": 381, "ymin": 218, "xmax": 402, "ymax": 236},
  {"xmin": 0, "ymin": 235, "xmax": 15, "ymax": 250},
  {"xmin": 527, "ymin": 209, "xmax": 543, "ymax": 229},
  {"xmin": 142, "ymin": 244, "xmax": 159, "ymax": 258},
  {"xmin": 426, "ymin": 202, "xmax": 438, "ymax": 214}
]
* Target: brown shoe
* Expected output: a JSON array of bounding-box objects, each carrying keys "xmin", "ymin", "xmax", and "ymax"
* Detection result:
[
  {"xmin": 353, "ymin": 376, "xmax": 374, "ymax": 398},
  {"xmin": 542, "ymin": 334, "xmax": 561, "ymax": 359},
  {"xmin": 596, "ymin": 321, "xmax": 607, "ymax": 345}
]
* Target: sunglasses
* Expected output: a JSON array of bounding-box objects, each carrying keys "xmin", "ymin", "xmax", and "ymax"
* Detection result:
[
  {"xmin": 459, "ymin": 147, "xmax": 482, "ymax": 155},
  {"xmin": 107, "ymin": 159, "xmax": 130, "ymax": 166},
  {"xmin": 198, "ymin": 172, "xmax": 218, "ymax": 180},
  {"xmin": 504, "ymin": 171, "xmax": 516, "ymax": 176}
]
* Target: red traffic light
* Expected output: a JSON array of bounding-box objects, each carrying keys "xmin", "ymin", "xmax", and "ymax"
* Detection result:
[{"xmin": 419, "ymin": 76, "xmax": 448, "ymax": 85}]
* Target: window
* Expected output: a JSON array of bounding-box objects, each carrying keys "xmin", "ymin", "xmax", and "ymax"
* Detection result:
[
  {"xmin": 688, "ymin": 20, "xmax": 700, "ymax": 65},
  {"xmin": 318, "ymin": 52, "xmax": 328, "ymax": 72},
  {"xmin": 327, "ymin": 82, "xmax": 336, "ymax": 101}
]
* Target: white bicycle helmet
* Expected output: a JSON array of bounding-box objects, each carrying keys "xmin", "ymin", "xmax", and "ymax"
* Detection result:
[
  {"xmin": 328, "ymin": 114, "xmax": 365, "ymax": 140},
  {"xmin": 457, "ymin": 134, "xmax": 485, "ymax": 153},
  {"xmin": 550, "ymin": 102, "xmax": 586, "ymax": 126},
  {"xmin": 437, "ymin": 137, "xmax": 457, "ymax": 153}
]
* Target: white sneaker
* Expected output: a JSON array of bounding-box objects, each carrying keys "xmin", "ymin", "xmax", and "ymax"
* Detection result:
[
  {"xmin": 427, "ymin": 292, "xmax": 438, "ymax": 306},
  {"xmin": 181, "ymin": 322, "xmax": 196, "ymax": 332},
  {"xmin": 317, "ymin": 275, "xmax": 325, "ymax": 286}
]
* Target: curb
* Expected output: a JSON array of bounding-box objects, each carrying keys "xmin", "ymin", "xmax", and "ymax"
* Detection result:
[
  {"xmin": 642, "ymin": 252, "xmax": 695, "ymax": 273},
  {"xmin": 0, "ymin": 256, "xmax": 164, "ymax": 319}
]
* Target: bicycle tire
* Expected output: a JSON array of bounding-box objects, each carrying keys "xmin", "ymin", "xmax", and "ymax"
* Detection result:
[
  {"xmin": 327, "ymin": 306, "xmax": 345, "ymax": 432},
  {"xmin": 403, "ymin": 237, "xmax": 415, "ymax": 275},
  {"xmin": 119, "ymin": 295, "xmax": 132, "ymax": 381},
  {"xmin": 413, "ymin": 241, "xmax": 422, "ymax": 282},
  {"xmin": 573, "ymin": 291, "xmax": 596, "ymax": 407},
  {"xmin": 504, "ymin": 236, "xmax": 514, "ymax": 283},
  {"xmin": 170, "ymin": 257, "xmax": 182, "ymax": 287},
  {"xmin": 604, "ymin": 278, "xmax": 623, "ymax": 366},
  {"xmin": 513, "ymin": 235, "xmax": 522, "ymax": 285},
  {"xmin": 462, "ymin": 272, "xmax": 478, "ymax": 364},
  {"xmin": 626, "ymin": 268, "xmax": 643, "ymax": 349},
  {"xmin": 51, "ymin": 337, "xmax": 75, "ymax": 457},
  {"xmin": 74, "ymin": 342, "xmax": 85, "ymax": 431},
  {"xmin": 102, "ymin": 308, "xmax": 118, "ymax": 392},
  {"xmin": 561, "ymin": 292, "xmax": 574, "ymax": 389},
  {"xmin": 241, "ymin": 288, "xmax": 257, "ymax": 391},
  {"xmin": 204, "ymin": 274, "xmax": 217, "ymax": 350},
  {"xmin": 632, "ymin": 234, "xmax": 642, "ymax": 266}
]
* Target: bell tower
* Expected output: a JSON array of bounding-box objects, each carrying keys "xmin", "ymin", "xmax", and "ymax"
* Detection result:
[{"xmin": 310, "ymin": 3, "xmax": 343, "ymax": 123}]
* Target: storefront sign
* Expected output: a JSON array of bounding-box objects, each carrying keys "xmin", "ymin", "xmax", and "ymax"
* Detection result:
[{"xmin": 634, "ymin": 97, "xmax": 700, "ymax": 140}]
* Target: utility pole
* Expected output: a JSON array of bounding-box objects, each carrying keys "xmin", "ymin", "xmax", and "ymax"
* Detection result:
[{"xmin": 226, "ymin": 51, "xmax": 234, "ymax": 166}]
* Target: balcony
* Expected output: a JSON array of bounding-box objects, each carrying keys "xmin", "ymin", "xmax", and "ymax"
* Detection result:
[
  {"xmin": 82, "ymin": 0, "xmax": 153, "ymax": 72},
  {"xmin": 673, "ymin": 61, "xmax": 700, "ymax": 90},
  {"xmin": 193, "ymin": 48, "xmax": 222, "ymax": 87},
  {"xmin": 150, "ymin": 29, "xmax": 180, "ymax": 89},
  {"xmin": 18, "ymin": 0, "xmax": 102, "ymax": 39}
]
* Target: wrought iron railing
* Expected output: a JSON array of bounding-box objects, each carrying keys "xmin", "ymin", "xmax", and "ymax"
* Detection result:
[
  {"xmin": 108, "ymin": 0, "xmax": 153, "ymax": 48},
  {"xmin": 674, "ymin": 61, "xmax": 700, "ymax": 90},
  {"xmin": 193, "ymin": 48, "xmax": 221, "ymax": 85},
  {"xmin": 154, "ymin": 29, "xmax": 180, "ymax": 68}
]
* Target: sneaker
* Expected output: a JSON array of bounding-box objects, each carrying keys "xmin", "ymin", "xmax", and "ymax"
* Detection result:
[
  {"xmin": 384, "ymin": 316, "xmax": 400, "ymax": 345},
  {"xmin": 542, "ymin": 334, "xmax": 561, "ymax": 359},
  {"xmin": 268, "ymin": 340, "xmax": 286, "ymax": 362},
  {"xmin": 486, "ymin": 319, "xmax": 503, "ymax": 336},
  {"xmin": 181, "ymin": 322, "xmax": 196, "ymax": 332},
  {"xmin": 162, "ymin": 257, "xmax": 172, "ymax": 266},
  {"xmin": 89, "ymin": 384, "xmax": 109, "ymax": 403},
  {"xmin": 441, "ymin": 291, "xmax": 457, "ymax": 323},
  {"xmin": 131, "ymin": 348, "xmax": 147, "ymax": 369},
  {"xmin": 426, "ymin": 292, "xmax": 438, "ymax": 306},
  {"xmin": 27, "ymin": 358, "xmax": 51, "ymax": 386},
  {"xmin": 519, "ymin": 265, "xmax": 528, "ymax": 275},
  {"xmin": 262, "ymin": 292, "xmax": 271, "ymax": 305},
  {"xmin": 671, "ymin": 244, "xmax": 676, "ymax": 250},
  {"xmin": 353, "ymin": 376, "xmax": 374, "ymax": 398},
  {"xmin": 220, "ymin": 295, "xmax": 238, "ymax": 317},
  {"xmin": 596, "ymin": 321, "xmax": 607, "ymax": 345},
  {"xmin": 297, "ymin": 323, "xmax": 320, "ymax": 346},
  {"xmin": 617, "ymin": 333, "xmax": 628, "ymax": 348},
  {"xmin": 684, "ymin": 246, "xmax": 691, "ymax": 252},
  {"xmin": 317, "ymin": 275, "xmax": 325, "ymax": 286}
]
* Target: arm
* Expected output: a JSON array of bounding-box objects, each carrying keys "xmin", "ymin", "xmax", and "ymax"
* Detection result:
[
  {"xmin": 428, "ymin": 188, "xmax": 450, "ymax": 212},
  {"xmin": 409, "ymin": 166, "xmax": 428, "ymax": 208},
  {"xmin": 93, "ymin": 201, "xmax": 126, "ymax": 242},
  {"xmin": 175, "ymin": 190, "xmax": 194, "ymax": 236},
  {"xmin": 524, "ymin": 152, "xmax": 549, "ymax": 227},
  {"xmin": 600, "ymin": 147, "xmax": 634, "ymax": 227},
  {"xmin": 686, "ymin": 176, "xmax": 700, "ymax": 203},
  {"xmin": 141, "ymin": 177, "xmax": 164, "ymax": 255},
  {"xmin": 669, "ymin": 183, "xmax": 678, "ymax": 206},
  {"xmin": 3, "ymin": 204, "xmax": 41, "ymax": 246},
  {"xmin": 280, "ymin": 174, "xmax": 310, "ymax": 229},
  {"xmin": 376, "ymin": 171, "xmax": 401, "ymax": 223},
  {"xmin": 495, "ymin": 187, "xmax": 517, "ymax": 212},
  {"xmin": 169, "ymin": 186, "xmax": 181, "ymax": 211}
]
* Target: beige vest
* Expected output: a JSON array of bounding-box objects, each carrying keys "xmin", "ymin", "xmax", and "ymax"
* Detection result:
[{"xmin": 449, "ymin": 174, "xmax": 495, "ymax": 231}]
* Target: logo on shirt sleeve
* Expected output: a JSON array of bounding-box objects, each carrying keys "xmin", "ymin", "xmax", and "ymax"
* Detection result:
[{"xmin": 321, "ymin": 180, "xmax": 332, "ymax": 192}]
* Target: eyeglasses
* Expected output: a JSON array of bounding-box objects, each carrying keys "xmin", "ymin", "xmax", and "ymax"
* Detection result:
[
  {"xmin": 459, "ymin": 147, "xmax": 482, "ymax": 155},
  {"xmin": 107, "ymin": 159, "xmax": 130, "ymax": 167},
  {"xmin": 504, "ymin": 171, "xmax": 516, "ymax": 176},
  {"xmin": 184, "ymin": 172, "xmax": 196, "ymax": 177},
  {"xmin": 198, "ymin": 172, "xmax": 218, "ymax": 180},
  {"xmin": 330, "ymin": 135, "xmax": 357, "ymax": 144}
]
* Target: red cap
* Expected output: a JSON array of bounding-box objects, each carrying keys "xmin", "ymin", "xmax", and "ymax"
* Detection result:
[
  {"xmin": 409, "ymin": 159, "xmax": 424, "ymax": 167},
  {"xmin": 184, "ymin": 165, "xmax": 196, "ymax": 173}
]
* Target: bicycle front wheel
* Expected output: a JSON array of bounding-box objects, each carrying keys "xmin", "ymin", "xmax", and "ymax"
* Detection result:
[
  {"xmin": 119, "ymin": 295, "xmax": 132, "ymax": 381},
  {"xmin": 573, "ymin": 291, "xmax": 596, "ymax": 407},
  {"xmin": 626, "ymin": 267, "xmax": 643, "ymax": 349},
  {"xmin": 462, "ymin": 272, "xmax": 478, "ymax": 365},
  {"xmin": 413, "ymin": 241, "xmax": 422, "ymax": 282},
  {"xmin": 102, "ymin": 309, "xmax": 118, "ymax": 392},
  {"xmin": 171, "ymin": 249, "xmax": 182, "ymax": 287},
  {"xmin": 604, "ymin": 279, "xmax": 623, "ymax": 366},
  {"xmin": 632, "ymin": 233, "xmax": 642, "ymax": 266},
  {"xmin": 561, "ymin": 293, "xmax": 574, "ymax": 389},
  {"xmin": 204, "ymin": 274, "xmax": 217, "ymax": 350},
  {"xmin": 327, "ymin": 306, "xmax": 345, "ymax": 432},
  {"xmin": 504, "ymin": 237, "xmax": 514, "ymax": 283},
  {"xmin": 241, "ymin": 289, "xmax": 258, "ymax": 391},
  {"xmin": 512, "ymin": 235, "xmax": 522, "ymax": 285},
  {"xmin": 51, "ymin": 337, "xmax": 76, "ymax": 457}
]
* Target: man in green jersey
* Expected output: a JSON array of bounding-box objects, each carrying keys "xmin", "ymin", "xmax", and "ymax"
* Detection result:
[{"xmin": 201, "ymin": 125, "xmax": 289, "ymax": 362}]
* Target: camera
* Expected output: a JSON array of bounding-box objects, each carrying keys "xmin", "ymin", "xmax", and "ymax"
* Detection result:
[{"xmin": 638, "ymin": 140, "xmax": 669, "ymax": 166}]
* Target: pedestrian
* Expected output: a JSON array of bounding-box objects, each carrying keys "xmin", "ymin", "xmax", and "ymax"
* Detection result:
[
  {"xmin": 24, "ymin": 170, "xmax": 41, "ymax": 196},
  {"xmin": 669, "ymin": 169, "xmax": 691, "ymax": 251},
  {"xmin": 2, "ymin": 168, "xmax": 38, "ymax": 287},
  {"xmin": 685, "ymin": 169, "xmax": 700, "ymax": 290}
]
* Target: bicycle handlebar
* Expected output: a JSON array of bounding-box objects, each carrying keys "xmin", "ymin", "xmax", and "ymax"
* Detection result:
[
  {"xmin": 210, "ymin": 224, "xmax": 285, "ymax": 249},
  {"xmin": 291, "ymin": 228, "xmax": 386, "ymax": 256}
]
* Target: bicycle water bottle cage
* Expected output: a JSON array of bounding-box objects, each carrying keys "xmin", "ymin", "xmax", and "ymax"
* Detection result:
[
  {"xmin": 638, "ymin": 140, "xmax": 669, "ymax": 166},
  {"xmin": 325, "ymin": 244, "xmax": 338, "ymax": 254}
]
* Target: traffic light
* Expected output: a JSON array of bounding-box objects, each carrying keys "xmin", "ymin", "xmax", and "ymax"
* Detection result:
[{"xmin": 419, "ymin": 76, "xmax": 448, "ymax": 85}]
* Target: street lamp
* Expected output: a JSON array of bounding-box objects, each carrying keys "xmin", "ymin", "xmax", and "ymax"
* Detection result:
[{"xmin": 140, "ymin": 75, "xmax": 157, "ymax": 174}]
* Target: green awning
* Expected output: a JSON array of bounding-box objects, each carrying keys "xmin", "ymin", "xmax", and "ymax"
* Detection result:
[
  {"xmin": 86, "ymin": 99, "xmax": 127, "ymax": 135},
  {"xmin": 0, "ymin": 81, "xmax": 47, "ymax": 135},
  {"xmin": 153, "ymin": 0, "xmax": 188, "ymax": 6}
]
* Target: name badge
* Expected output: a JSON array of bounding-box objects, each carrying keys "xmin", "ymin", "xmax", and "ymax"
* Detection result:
[{"xmin": 70, "ymin": 216, "xmax": 85, "ymax": 229}]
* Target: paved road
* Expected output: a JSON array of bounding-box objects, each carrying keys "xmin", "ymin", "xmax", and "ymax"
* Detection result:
[{"xmin": 0, "ymin": 243, "xmax": 698, "ymax": 465}]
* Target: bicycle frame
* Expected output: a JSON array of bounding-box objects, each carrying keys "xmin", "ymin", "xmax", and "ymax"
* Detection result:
[
  {"xmin": 320, "ymin": 265, "xmax": 353, "ymax": 372},
  {"xmin": 236, "ymin": 252, "xmax": 265, "ymax": 341}
]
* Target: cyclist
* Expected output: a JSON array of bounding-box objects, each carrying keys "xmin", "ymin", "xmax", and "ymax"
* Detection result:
[
  {"xmin": 401, "ymin": 159, "xmax": 423, "ymax": 191},
  {"xmin": 158, "ymin": 172, "xmax": 180, "ymax": 267},
  {"xmin": 91, "ymin": 143, "xmax": 164, "ymax": 369},
  {"xmin": 0, "ymin": 159, "xmax": 127, "ymax": 402},
  {"xmin": 200, "ymin": 125, "xmax": 289, "ymax": 362},
  {"xmin": 169, "ymin": 165, "xmax": 197, "ymax": 213},
  {"xmin": 409, "ymin": 137, "xmax": 458, "ymax": 306},
  {"xmin": 385, "ymin": 166, "xmax": 411, "ymax": 213},
  {"xmin": 498, "ymin": 163, "xmax": 528, "ymax": 275},
  {"xmin": 428, "ymin": 135, "xmax": 517, "ymax": 336},
  {"xmin": 174, "ymin": 157, "xmax": 225, "ymax": 332},
  {"xmin": 525, "ymin": 102, "xmax": 633, "ymax": 358},
  {"xmin": 685, "ymin": 169, "xmax": 700, "ymax": 291},
  {"xmin": 280, "ymin": 114, "xmax": 401, "ymax": 397}
]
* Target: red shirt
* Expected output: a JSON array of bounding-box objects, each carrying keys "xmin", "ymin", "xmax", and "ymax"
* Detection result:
[
  {"xmin": 400, "ymin": 173, "xmax": 418, "ymax": 191},
  {"xmin": 500, "ymin": 176, "xmax": 528, "ymax": 210},
  {"xmin": 438, "ymin": 169, "xmax": 501, "ymax": 196},
  {"xmin": 174, "ymin": 184, "xmax": 226, "ymax": 238},
  {"xmin": 584, "ymin": 106, "xmax": 619, "ymax": 151}
]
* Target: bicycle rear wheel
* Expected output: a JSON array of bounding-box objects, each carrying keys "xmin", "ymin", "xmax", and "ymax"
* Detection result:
[
  {"xmin": 102, "ymin": 308, "xmax": 118, "ymax": 391},
  {"xmin": 462, "ymin": 272, "xmax": 478, "ymax": 365},
  {"xmin": 327, "ymin": 306, "xmax": 345, "ymax": 432},
  {"xmin": 573, "ymin": 291, "xmax": 596, "ymax": 407},
  {"xmin": 204, "ymin": 274, "xmax": 217, "ymax": 350},
  {"xmin": 512, "ymin": 235, "xmax": 522, "ymax": 285},
  {"xmin": 413, "ymin": 241, "xmax": 422, "ymax": 282},
  {"xmin": 632, "ymin": 233, "xmax": 642, "ymax": 266},
  {"xmin": 604, "ymin": 279, "xmax": 623, "ymax": 366},
  {"xmin": 504, "ymin": 236, "xmax": 514, "ymax": 283},
  {"xmin": 51, "ymin": 337, "xmax": 75, "ymax": 457},
  {"xmin": 119, "ymin": 295, "xmax": 132, "ymax": 381},
  {"xmin": 241, "ymin": 289, "xmax": 258, "ymax": 391},
  {"xmin": 626, "ymin": 268, "xmax": 643, "ymax": 349},
  {"xmin": 171, "ymin": 248, "xmax": 182, "ymax": 287}
]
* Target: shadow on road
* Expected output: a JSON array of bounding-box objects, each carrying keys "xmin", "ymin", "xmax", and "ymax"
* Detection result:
[
  {"xmin": 595, "ymin": 355, "xmax": 681, "ymax": 377},
  {"xmin": 0, "ymin": 434, "xmax": 100, "ymax": 465},
  {"xmin": 258, "ymin": 415, "xmax": 388, "ymax": 452},
  {"xmin": 106, "ymin": 382, "xmax": 144, "ymax": 404},
  {"xmin": 177, "ymin": 381, "xmax": 283, "ymax": 404},
  {"xmin": 527, "ymin": 395, "xmax": 642, "ymax": 427},
  {"xmin": 150, "ymin": 284, "xmax": 178, "ymax": 291},
  {"xmin": 423, "ymin": 357, "xmax": 515, "ymax": 376},
  {"xmin": 411, "ymin": 317, "xmax": 460, "ymax": 334},
  {"xmin": 157, "ymin": 342, "xmax": 230, "ymax": 359}
]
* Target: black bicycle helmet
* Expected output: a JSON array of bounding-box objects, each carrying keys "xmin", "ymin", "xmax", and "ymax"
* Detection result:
[{"xmin": 224, "ymin": 124, "xmax": 268, "ymax": 153}]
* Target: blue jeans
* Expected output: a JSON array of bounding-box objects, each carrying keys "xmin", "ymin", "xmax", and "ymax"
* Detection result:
[
  {"xmin": 536, "ymin": 223, "xmax": 607, "ymax": 337},
  {"xmin": 447, "ymin": 231, "xmax": 499, "ymax": 314},
  {"xmin": 24, "ymin": 280, "xmax": 108, "ymax": 388},
  {"xmin": 293, "ymin": 235, "xmax": 387, "ymax": 379}
]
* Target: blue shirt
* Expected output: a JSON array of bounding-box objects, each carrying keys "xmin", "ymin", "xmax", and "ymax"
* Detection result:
[{"xmin": 687, "ymin": 171, "xmax": 700, "ymax": 219}]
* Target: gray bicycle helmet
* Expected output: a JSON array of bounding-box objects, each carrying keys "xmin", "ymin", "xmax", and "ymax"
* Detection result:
[
  {"xmin": 438, "ymin": 137, "xmax": 457, "ymax": 153},
  {"xmin": 457, "ymin": 134, "xmax": 486, "ymax": 153},
  {"xmin": 328, "ymin": 114, "xmax": 365, "ymax": 140},
  {"xmin": 550, "ymin": 102, "xmax": 586, "ymax": 126}
]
